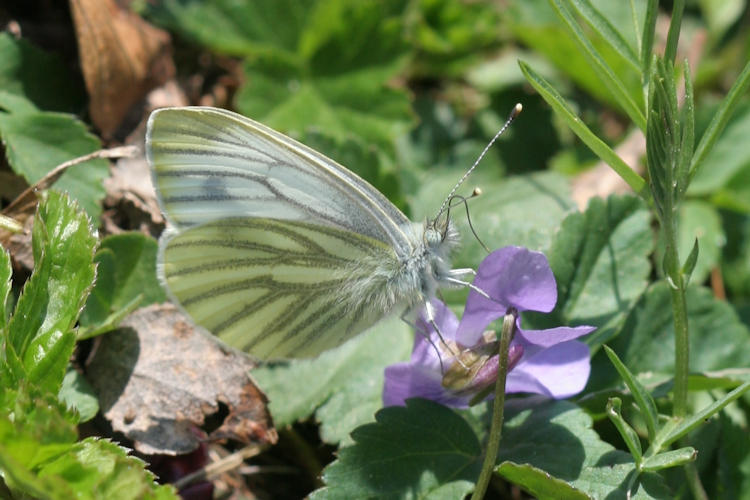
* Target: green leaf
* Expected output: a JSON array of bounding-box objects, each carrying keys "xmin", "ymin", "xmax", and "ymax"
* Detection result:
[
  {"xmin": 690, "ymin": 58, "xmax": 750, "ymax": 180},
  {"xmin": 38, "ymin": 438, "xmax": 178, "ymax": 500},
  {"xmin": 495, "ymin": 462, "xmax": 591, "ymax": 500},
  {"xmin": 143, "ymin": 0, "xmax": 317, "ymax": 58},
  {"xmin": 519, "ymin": 61, "xmax": 647, "ymax": 195},
  {"xmin": 646, "ymin": 58, "xmax": 692, "ymax": 220},
  {"xmin": 660, "ymin": 382, "xmax": 750, "ymax": 447},
  {"xmin": 536, "ymin": 195, "xmax": 652, "ymax": 347},
  {"xmin": 252, "ymin": 317, "xmax": 412, "ymax": 445},
  {"xmin": 498, "ymin": 400, "xmax": 670, "ymax": 499},
  {"xmin": 689, "ymin": 101, "xmax": 750, "ymax": 196},
  {"xmin": 237, "ymin": 58, "xmax": 411, "ymax": 153},
  {"xmin": 508, "ymin": 1, "xmax": 644, "ymax": 113},
  {"xmin": 412, "ymin": 170, "xmax": 577, "ymax": 269},
  {"xmin": 6, "ymin": 191, "xmax": 97, "ymax": 393},
  {"xmin": 404, "ymin": 0, "xmax": 504, "ymax": 78},
  {"xmin": 0, "ymin": 383, "xmax": 176, "ymax": 499},
  {"xmin": 79, "ymin": 233, "xmax": 165, "ymax": 329},
  {"xmin": 311, "ymin": 399, "xmax": 480, "ymax": 499},
  {"xmin": 681, "ymin": 239, "xmax": 699, "ymax": 284},
  {"xmin": 0, "ymin": 110, "xmax": 108, "ymax": 219},
  {"xmin": 567, "ymin": 0, "xmax": 639, "ymax": 71},
  {"xmin": 0, "ymin": 33, "xmax": 84, "ymax": 112},
  {"xmin": 606, "ymin": 397, "xmax": 643, "ymax": 462},
  {"xmin": 591, "ymin": 283, "xmax": 750, "ymax": 390},
  {"xmin": 58, "ymin": 368, "xmax": 99, "ymax": 423},
  {"xmin": 641, "ymin": 447, "xmax": 696, "ymax": 472},
  {"xmin": 0, "ymin": 248, "xmax": 11, "ymax": 330},
  {"xmin": 154, "ymin": 0, "xmax": 415, "ymax": 151},
  {"xmin": 604, "ymin": 346, "xmax": 658, "ymax": 442},
  {"xmin": 640, "ymin": 0, "xmax": 658, "ymax": 75},
  {"xmin": 548, "ymin": 0, "xmax": 646, "ymax": 130},
  {"xmin": 663, "ymin": 0, "xmax": 685, "ymax": 64}
]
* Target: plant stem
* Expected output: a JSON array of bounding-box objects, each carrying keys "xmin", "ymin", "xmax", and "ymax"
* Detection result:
[
  {"xmin": 471, "ymin": 310, "xmax": 516, "ymax": 500},
  {"xmin": 662, "ymin": 212, "xmax": 689, "ymax": 417}
]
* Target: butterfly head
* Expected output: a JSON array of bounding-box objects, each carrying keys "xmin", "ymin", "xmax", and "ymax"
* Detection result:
[{"xmin": 423, "ymin": 215, "xmax": 459, "ymax": 259}]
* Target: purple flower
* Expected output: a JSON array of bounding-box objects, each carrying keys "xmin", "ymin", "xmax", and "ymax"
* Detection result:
[{"xmin": 383, "ymin": 246, "xmax": 595, "ymax": 408}]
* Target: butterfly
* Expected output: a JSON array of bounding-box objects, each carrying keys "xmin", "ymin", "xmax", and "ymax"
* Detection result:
[{"xmin": 146, "ymin": 105, "xmax": 519, "ymax": 359}]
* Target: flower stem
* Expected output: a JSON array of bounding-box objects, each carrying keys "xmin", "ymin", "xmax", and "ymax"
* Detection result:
[
  {"xmin": 663, "ymin": 212, "xmax": 689, "ymax": 417},
  {"xmin": 471, "ymin": 310, "xmax": 516, "ymax": 500}
]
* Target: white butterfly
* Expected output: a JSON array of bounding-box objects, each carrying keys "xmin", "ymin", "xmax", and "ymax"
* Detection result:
[{"xmin": 146, "ymin": 105, "xmax": 519, "ymax": 359}]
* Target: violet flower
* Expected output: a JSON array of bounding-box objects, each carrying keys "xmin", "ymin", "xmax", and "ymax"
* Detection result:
[{"xmin": 383, "ymin": 246, "xmax": 595, "ymax": 408}]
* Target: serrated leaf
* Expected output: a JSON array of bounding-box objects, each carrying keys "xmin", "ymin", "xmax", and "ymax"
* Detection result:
[
  {"xmin": 0, "ymin": 110, "xmax": 108, "ymax": 219},
  {"xmin": 532, "ymin": 195, "xmax": 652, "ymax": 346},
  {"xmin": 311, "ymin": 399, "xmax": 480, "ymax": 499},
  {"xmin": 591, "ymin": 282, "xmax": 750, "ymax": 390},
  {"xmin": 38, "ymin": 438, "xmax": 178, "ymax": 500},
  {"xmin": 252, "ymin": 316, "xmax": 412, "ymax": 445},
  {"xmin": 79, "ymin": 233, "xmax": 165, "ymax": 329},
  {"xmin": 405, "ymin": 0, "xmax": 504, "ymax": 77},
  {"xmin": 6, "ymin": 191, "xmax": 97, "ymax": 393},
  {"xmin": 498, "ymin": 400, "xmax": 671, "ymax": 499},
  {"xmin": 147, "ymin": 0, "xmax": 413, "ymax": 152}
]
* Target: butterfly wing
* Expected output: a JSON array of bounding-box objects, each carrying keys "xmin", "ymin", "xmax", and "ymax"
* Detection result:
[
  {"xmin": 147, "ymin": 107, "xmax": 422, "ymax": 359},
  {"xmin": 147, "ymin": 106, "xmax": 415, "ymax": 255},
  {"xmin": 160, "ymin": 217, "xmax": 401, "ymax": 358}
]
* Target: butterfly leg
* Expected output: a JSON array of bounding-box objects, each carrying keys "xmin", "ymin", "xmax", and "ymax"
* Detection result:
[
  {"xmin": 423, "ymin": 301, "xmax": 469, "ymax": 370},
  {"xmin": 445, "ymin": 268, "xmax": 492, "ymax": 299}
]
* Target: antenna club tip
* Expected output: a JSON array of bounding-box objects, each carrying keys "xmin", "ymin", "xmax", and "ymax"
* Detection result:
[{"xmin": 512, "ymin": 103, "xmax": 523, "ymax": 117}]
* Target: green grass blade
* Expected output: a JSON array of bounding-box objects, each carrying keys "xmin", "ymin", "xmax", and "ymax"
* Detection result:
[
  {"xmin": 569, "ymin": 0, "xmax": 640, "ymax": 71},
  {"xmin": 519, "ymin": 60, "xmax": 647, "ymax": 195},
  {"xmin": 690, "ymin": 58, "xmax": 750, "ymax": 181},
  {"xmin": 550, "ymin": 0, "xmax": 647, "ymax": 130}
]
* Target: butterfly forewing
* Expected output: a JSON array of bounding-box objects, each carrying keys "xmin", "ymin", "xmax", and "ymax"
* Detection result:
[{"xmin": 147, "ymin": 107, "xmax": 415, "ymax": 255}]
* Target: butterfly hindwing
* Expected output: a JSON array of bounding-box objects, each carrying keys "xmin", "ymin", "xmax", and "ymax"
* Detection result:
[{"xmin": 160, "ymin": 217, "xmax": 401, "ymax": 358}]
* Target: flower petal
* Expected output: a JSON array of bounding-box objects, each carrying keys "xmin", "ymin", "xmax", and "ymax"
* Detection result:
[
  {"xmin": 382, "ymin": 361, "xmax": 470, "ymax": 407},
  {"xmin": 506, "ymin": 341, "xmax": 590, "ymax": 398},
  {"xmin": 457, "ymin": 246, "xmax": 558, "ymax": 343},
  {"xmin": 517, "ymin": 325, "xmax": 596, "ymax": 348}
]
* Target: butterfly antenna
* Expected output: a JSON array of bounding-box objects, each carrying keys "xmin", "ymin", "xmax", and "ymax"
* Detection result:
[
  {"xmin": 461, "ymin": 190, "xmax": 491, "ymax": 253},
  {"xmin": 441, "ymin": 192, "xmax": 489, "ymax": 253},
  {"xmin": 437, "ymin": 103, "xmax": 522, "ymax": 217}
]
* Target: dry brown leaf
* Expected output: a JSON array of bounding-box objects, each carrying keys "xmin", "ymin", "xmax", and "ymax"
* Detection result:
[
  {"xmin": 70, "ymin": 0, "xmax": 174, "ymax": 137},
  {"xmin": 86, "ymin": 303, "xmax": 278, "ymax": 455}
]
